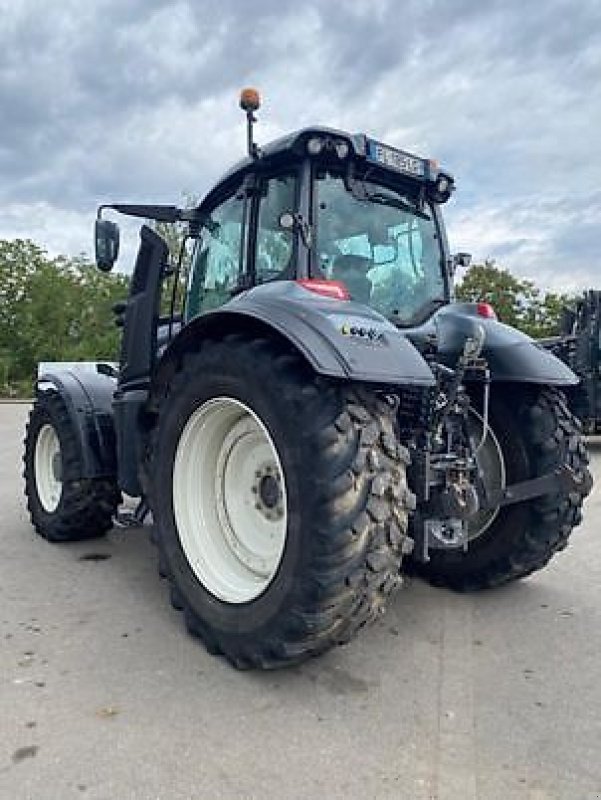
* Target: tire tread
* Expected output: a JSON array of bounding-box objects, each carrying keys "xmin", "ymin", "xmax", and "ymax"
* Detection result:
[
  {"xmin": 149, "ymin": 336, "xmax": 413, "ymax": 668},
  {"xmin": 23, "ymin": 392, "xmax": 119, "ymax": 542}
]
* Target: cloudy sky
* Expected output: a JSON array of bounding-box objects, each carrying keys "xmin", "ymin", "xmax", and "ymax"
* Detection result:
[{"xmin": 1, "ymin": 0, "xmax": 600, "ymax": 290}]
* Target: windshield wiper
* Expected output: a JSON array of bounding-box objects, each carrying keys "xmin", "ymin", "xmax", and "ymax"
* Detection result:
[
  {"xmin": 363, "ymin": 191, "xmax": 431, "ymax": 220},
  {"xmin": 345, "ymin": 176, "xmax": 430, "ymax": 220}
]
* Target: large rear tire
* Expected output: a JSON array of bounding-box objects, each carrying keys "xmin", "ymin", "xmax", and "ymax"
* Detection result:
[
  {"xmin": 412, "ymin": 386, "xmax": 592, "ymax": 591},
  {"xmin": 149, "ymin": 336, "xmax": 413, "ymax": 668},
  {"xmin": 23, "ymin": 391, "xmax": 120, "ymax": 542}
]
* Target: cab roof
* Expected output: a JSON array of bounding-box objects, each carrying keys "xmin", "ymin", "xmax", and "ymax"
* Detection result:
[{"xmin": 197, "ymin": 126, "xmax": 444, "ymax": 212}]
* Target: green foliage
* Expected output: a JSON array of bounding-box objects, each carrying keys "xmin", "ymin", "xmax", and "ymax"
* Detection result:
[
  {"xmin": 456, "ymin": 260, "xmax": 572, "ymax": 338},
  {"xmin": 0, "ymin": 239, "xmax": 129, "ymax": 396},
  {"xmin": 0, "ymin": 233, "xmax": 576, "ymax": 398},
  {"xmin": 151, "ymin": 193, "xmax": 199, "ymax": 317}
]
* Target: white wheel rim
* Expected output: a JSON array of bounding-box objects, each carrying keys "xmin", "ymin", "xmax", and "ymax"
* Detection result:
[
  {"xmin": 466, "ymin": 409, "xmax": 506, "ymax": 540},
  {"xmin": 34, "ymin": 424, "xmax": 62, "ymax": 513},
  {"xmin": 172, "ymin": 397, "xmax": 288, "ymax": 603}
]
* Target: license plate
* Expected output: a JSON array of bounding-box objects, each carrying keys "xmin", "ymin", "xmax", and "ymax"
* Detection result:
[{"xmin": 366, "ymin": 139, "xmax": 426, "ymax": 178}]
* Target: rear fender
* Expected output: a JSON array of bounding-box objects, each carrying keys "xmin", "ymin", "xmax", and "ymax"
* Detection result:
[
  {"xmin": 425, "ymin": 305, "xmax": 578, "ymax": 386},
  {"xmin": 36, "ymin": 364, "xmax": 117, "ymax": 480},
  {"xmin": 155, "ymin": 281, "xmax": 435, "ymax": 394}
]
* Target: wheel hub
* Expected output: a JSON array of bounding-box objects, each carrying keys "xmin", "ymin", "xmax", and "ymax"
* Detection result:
[
  {"xmin": 52, "ymin": 451, "xmax": 63, "ymax": 482},
  {"xmin": 251, "ymin": 465, "xmax": 284, "ymax": 521},
  {"xmin": 259, "ymin": 474, "xmax": 280, "ymax": 509}
]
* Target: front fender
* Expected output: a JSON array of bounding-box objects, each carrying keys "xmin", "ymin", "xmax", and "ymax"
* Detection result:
[
  {"xmin": 421, "ymin": 304, "xmax": 578, "ymax": 385},
  {"xmin": 160, "ymin": 281, "xmax": 435, "ymax": 388},
  {"xmin": 36, "ymin": 364, "xmax": 117, "ymax": 479}
]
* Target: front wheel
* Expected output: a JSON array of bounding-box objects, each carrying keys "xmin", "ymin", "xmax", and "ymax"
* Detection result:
[
  {"xmin": 412, "ymin": 386, "xmax": 592, "ymax": 591},
  {"xmin": 150, "ymin": 336, "xmax": 414, "ymax": 668},
  {"xmin": 23, "ymin": 391, "xmax": 120, "ymax": 542}
]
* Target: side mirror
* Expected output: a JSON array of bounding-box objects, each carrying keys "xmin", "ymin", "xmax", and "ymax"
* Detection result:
[
  {"xmin": 449, "ymin": 252, "xmax": 471, "ymax": 277},
  {"xmin": 453, "ymin": 252, "xmax": 472, "ymax": 269},
  {"xmin": 95, "ymin": 219, "xmax": 120, "ymax": 272}
]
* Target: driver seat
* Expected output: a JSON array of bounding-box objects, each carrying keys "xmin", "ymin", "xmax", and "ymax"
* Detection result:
[{"xmin": 331, "ymin": 254, "xmax": 372, "ymax": 305}]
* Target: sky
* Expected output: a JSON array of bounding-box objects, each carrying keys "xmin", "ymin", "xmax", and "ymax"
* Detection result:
[{"xmin": 1, "ymin": 0, "xmax": 600, "ymax": 291}]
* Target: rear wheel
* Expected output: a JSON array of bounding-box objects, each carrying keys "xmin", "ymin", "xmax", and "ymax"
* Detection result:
[
  {"xmin": 23, "ymin": 391, "xmax": 120, "ymax": 542},
  {"xmin": 150, "ymin": 336, "xmax": 413, "ymax": 668},
  {"xmin": 413, "ymin": 386, "xmax": 592, "ymax": 591}
]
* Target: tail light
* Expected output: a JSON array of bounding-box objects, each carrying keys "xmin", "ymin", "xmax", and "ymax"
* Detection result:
[
  {"xmin": 477, "ymin": 302, "xmax": 497, "ymax": 319},
  {"xmin": 297, "ymin": 279, "xmax": 350, "ymax": 301}
]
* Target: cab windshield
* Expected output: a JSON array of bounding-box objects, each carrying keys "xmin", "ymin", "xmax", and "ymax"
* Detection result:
[{"xmin": 314, "ymin": 172, "xmax": 447, "ymax": 324}]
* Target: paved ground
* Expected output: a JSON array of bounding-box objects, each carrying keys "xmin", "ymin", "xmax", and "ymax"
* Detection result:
[{"xmin": 1, "ymin": 404, "xmax": 600, "ymax": 800}]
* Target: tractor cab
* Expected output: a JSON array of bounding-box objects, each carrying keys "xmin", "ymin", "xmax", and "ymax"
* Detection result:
[
  {"xmin": 95, "ymin": 89, "xmax": 459, "ymax": 332},
  {"xmin": 184, "ymin": 91, "xmax": 456, "ymax": 327}
]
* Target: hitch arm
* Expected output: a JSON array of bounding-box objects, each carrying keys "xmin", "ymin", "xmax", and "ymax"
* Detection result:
[{"xmin": 480, "ymin": 466, "xmax": 585, "ymax": 511}]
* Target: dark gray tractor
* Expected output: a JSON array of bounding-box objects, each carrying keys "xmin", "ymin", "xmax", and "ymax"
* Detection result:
[{"xmin": 23, "ymin": 90, "xmax": 592, "ymax": 669}]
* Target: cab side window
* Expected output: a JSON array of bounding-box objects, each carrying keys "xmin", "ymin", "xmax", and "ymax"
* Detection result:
[
  {"xmin": 186, "ymin": 193, "xmax": 244, "ymax": 319},
  {"xmin": 255, "ymin": 173, "xmax": 296, "ymax": 283}
]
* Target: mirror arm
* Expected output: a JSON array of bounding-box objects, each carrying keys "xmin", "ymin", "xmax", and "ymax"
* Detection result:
[{"xmin": 97, "ymin": 204, "xmax": 204, "ymax": 224}]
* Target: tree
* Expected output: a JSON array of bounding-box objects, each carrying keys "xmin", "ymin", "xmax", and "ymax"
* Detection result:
[
  {"xmin": 0, "ymin": 239, "xmax": 129, "ymax": 395},
  {"xmin": 455, "ymin": 260, "xmax": 572, "ymax": 338},
  {"xmin": 151, "ymin": 193, "xmax": 199, "ymax": 317}
]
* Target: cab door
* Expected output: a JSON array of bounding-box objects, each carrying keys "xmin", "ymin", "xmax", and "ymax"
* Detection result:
[
  {"xmin": 252, "ymin": 171, "xmax": 297, "ymax": 285},
  {"xmin": 185, "ymin": 170, "xmax": 298, "ymax": 321},
  {"xmin": 185, "ymin": 189, "xmax": 247, "ymax": 320}
]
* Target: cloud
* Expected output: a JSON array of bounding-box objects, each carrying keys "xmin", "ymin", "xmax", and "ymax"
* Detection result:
[
  {"xmin": 447, "ymin": 190, "xmax": 601, "ymax": 291},
  {"xmin": 1, "ymin": 0, "xmax": 599, "ymax": 289}
]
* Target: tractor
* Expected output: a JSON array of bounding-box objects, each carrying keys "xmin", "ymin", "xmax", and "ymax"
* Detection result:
[{"xmin": 23, "ymin": 90, "xmax": 592, "ymax": 669}]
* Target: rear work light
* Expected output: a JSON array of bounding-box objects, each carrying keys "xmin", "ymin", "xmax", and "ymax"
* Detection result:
[
  {"xmin": 297, "ymin": 279, "xmax": 350, "ymax": 301},
  {"xmin": 476, "ymin": 302, "xmax": 497, "ymax": 319}
]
